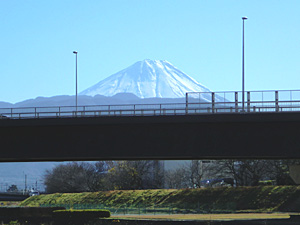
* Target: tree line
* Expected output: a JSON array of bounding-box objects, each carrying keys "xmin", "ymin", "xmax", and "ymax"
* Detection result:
[
  {"xmin": 44, "ymin": 160, "xmax": 298, "ymax": 193},
  {"xmin": 44, "ymin": 161, "xmax": 163, "ymax": 193}
]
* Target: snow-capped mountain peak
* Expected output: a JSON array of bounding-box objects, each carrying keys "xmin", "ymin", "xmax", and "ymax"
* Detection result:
[{"xmin": 80, "ymin": 59, "xmax": 211, "ymax": 98}]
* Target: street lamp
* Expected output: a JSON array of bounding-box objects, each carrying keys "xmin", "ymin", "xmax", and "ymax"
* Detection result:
[
  {"xmin": 242, "ymin": 16, "xmax": 248, "ymax": 112},
  {"xmin": 73, "ymin": 51, "xmax": 78, "ymax": 112}
]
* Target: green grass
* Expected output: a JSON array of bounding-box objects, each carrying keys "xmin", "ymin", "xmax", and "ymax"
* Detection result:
[{"xmin": 20, "ymin": 186, "xmax": 300, "ymax": 212}]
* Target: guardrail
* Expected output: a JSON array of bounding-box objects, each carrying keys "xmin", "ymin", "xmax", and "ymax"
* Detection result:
[
  {"xmin": 1, "ymin": 90, "xmax": 300, "ymax": 119},
  {"xmin": 0, "ymin": 192, "xmax": 29, "ymax": 201},
  {"xmin": 186, "ymin": 90, "xmax": 300, "ymax": 114},
  {"xmin": 0, "ymin": 103, "xmax": 187, "ymax": 119}
]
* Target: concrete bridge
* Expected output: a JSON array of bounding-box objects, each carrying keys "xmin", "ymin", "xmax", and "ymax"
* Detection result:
[
  {"xmin": 1, "ymin": 90, "xmax": 300, "ymax": 162},
  {"xmin": 0, "ymin": 111, "xmax": 300, "ymax": 162}
]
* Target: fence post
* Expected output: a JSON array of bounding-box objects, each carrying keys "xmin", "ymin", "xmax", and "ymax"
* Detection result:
[
  {"xmin": 234, "ymin": 92, "xmax": 239, "ymax": 112},
  {"xmin": 212, "ymin": 92, "xmax": 215, "ymax": 113},
  {"xmin": 134, "ymin": 104, "xmax": 136, "ymax": 116},
  {"xmin": 275, "ymin": 91, "xmax": 279, "ymax": 112},
  {"xmin": 185, "ymin": 93, "xmax": 188, "ymax": 114},
  {"xmin": 247, "ymin": 92, "xmax": 251, "ymax": 112}
]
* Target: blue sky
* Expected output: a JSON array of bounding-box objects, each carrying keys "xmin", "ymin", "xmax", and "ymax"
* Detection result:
[{"xmin": 1, "ymin": 0, "xmax": 299, "ymax": 103}]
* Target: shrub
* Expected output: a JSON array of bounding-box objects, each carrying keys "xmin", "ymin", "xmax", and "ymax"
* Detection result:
[
  {"xmin": 0, "ymin": 207, "xmax": 65, "ymax": 223},
  {"xmin": 53, "ymin": 209, "xmax": 111, "ymax": 224}
]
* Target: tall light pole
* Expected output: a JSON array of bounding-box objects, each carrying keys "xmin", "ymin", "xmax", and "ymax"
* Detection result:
[
  {"xmin": 242, "ymin": 17, "xmax": 248, "ymax": 112},
  {"xmin": 73, "ymin": 51, "xmax": 78, "ymax": 112}
]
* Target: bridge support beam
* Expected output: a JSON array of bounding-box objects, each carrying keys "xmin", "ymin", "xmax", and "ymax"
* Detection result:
[{"xmin": 1, "ymin": 112, "xmax": 300, "ymax": 162}]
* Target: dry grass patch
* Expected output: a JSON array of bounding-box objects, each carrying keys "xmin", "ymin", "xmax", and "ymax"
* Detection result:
[{"xmin": 113, "ymin": 213, "xmax": 291, "ymax": 221}]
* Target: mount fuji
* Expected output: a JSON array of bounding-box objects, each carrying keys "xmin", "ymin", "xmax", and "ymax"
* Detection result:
[
  {"xmin": 0, "ymin": 60, "xmax": 215, "ymax": 108},
  {"xmin": 80, "ymin": 59, "xmax": 211, "ymax": 99}
]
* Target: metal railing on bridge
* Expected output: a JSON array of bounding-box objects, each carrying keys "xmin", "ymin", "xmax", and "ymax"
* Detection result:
[
  {"xmin": 1, "ymin": 90, "xmax": 300, "ymax": 119},
  {"xmin": 186, "ymin": 89, "xmax": 300, "ymax": 114}
]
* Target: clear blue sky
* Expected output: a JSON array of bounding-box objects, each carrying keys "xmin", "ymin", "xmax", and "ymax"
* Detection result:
[{"xmin": 1, "ymin": 0, "xmax": 299, "ymax": 103}]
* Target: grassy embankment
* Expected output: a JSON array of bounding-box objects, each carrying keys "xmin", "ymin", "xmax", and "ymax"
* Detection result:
[{"xmin": 20, "ymin": 186, "xmax": 300, "ymax": 213}]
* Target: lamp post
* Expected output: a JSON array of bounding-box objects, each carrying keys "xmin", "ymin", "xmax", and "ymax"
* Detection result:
[
  {"xmin": 242, "ymin": 17, "xmax": 248, "ymax": 112},
  {"xmin": 73, "ymin": 51, "xmax": 78, "ymax": 112}
]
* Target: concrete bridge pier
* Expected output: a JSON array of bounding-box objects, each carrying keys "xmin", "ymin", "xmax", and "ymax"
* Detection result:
[{"xmin": 289, "ymin": 165, "xmax": 300, "ymax": 184}]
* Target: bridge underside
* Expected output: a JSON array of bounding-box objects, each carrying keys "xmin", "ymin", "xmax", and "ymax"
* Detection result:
[{"xmin": 0, "ymin": 112, "xmax": 300, "ymax": 162}]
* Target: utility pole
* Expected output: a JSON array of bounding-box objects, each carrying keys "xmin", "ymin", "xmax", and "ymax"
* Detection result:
[
  {"xmin": 25, "ymin": 174, "xmax": 27, "ymax": 193},
  {"xmin": 242, "ymin": 16, "xmax": 248, "ymax": 112},
  {"xmin": 73, "ymin": 51, "xmax": 78, "ymax": 112}
]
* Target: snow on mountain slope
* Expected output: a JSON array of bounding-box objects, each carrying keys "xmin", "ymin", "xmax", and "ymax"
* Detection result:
[{"xmin": 80, "ymin": 59, "xmax": 212, "ymax": 98}]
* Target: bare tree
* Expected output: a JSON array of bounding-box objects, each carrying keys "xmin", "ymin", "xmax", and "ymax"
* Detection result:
[
  {"xmin": 187, "ymin": 160, "xmax": 218, "ymax": 188},
  {"xmin": 44, "ymin": 162, "xmax": 112, "ymax": 193},
  {"xmin": 151, "ymin": 160, "xmax": 165, "ymax": 189},
  {"xmin": 166, "ymin": 159, "xmax": 300, "ymax": 188},
  {"xmin": 164, "ymin": 160, "xmax": 218, "ymax": 189},
  {"xmin": 44, "ymin": 162, "xmax": 89, "ymax": 193},
  {"xmin": 7, "ymin": 184, "xmax": 18, "ymax": 192},
  {"xmin": 211, "ymin": 159, "xmax": 298, "ymax": 186},
  {"xmin": 85, "ymin": 161, "xmax": 114, "ymax": 191},
  {"xmin": 44, "ymin": 160, "xmax": 165, "ymax": 193},
  {"xmin": 265, "ymin": 160, "xmax": 300, "ymax": 185},
  {"xmin": 164, "ymin": 167, "xmax": 189, "ymax": 189},
  {"xmin": 108, "ymin": 161, "xmax": 163, "ymax": 190}
]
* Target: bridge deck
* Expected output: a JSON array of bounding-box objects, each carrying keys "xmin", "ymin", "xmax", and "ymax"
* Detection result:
[{"xmin": 1, "ymin": 111, "xmax": 300, "ymax": 162}]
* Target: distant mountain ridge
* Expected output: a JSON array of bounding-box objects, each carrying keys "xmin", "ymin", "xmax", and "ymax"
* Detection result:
[
  {"xmin": 0, "ymin": 94, "xmax": 187, "ymax": 108},
  {"xmin": 0, "ymin": 60, "xmax": 213, "ymax": 108},
  {"xmin": 80, "ymin": 59, "xmax": 211, "ymax": 98},
  {"xmin": 0, "ymin": 101, "xmax": 13, "ymax": 108}
]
